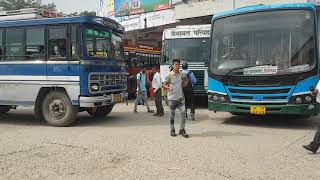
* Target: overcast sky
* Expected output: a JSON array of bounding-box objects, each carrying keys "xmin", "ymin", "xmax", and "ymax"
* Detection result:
[{"xmin": 42, "ymin": 0, "xmax": 97, "ymax": 13}]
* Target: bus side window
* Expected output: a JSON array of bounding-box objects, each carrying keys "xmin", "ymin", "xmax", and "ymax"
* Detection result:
[
  {"xmin": 70, "ymin": 25, "xmax": 79, "ymax": 59},
  {"xmin": 5, "ymin": 28, "xmax": 24, "ymax": 60},
  {"xmin": 0, "ymin": 30, "xmax": 2, "ymax": 60},
  {"xmin": 26, "ymin": 27, "xmax": 45, "ymax": 60},
  {"xmin": 48, "ymin": 26, "xmax": 67, "ymax": 59}
]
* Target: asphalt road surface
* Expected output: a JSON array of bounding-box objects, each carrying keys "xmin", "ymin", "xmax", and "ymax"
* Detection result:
[{"xmin": 0, "ymin": 101, "xmax": 319, "ymax": 179}]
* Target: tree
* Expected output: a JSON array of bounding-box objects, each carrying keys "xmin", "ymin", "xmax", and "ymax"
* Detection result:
[
  {"xmin": 68, "ymin": 11, "xmax": 96, "ymax": 17},
  {"xmin": 0, "ymin": 0, "xmax": 56, "ymax": 11},
  {"xmin": 79, "ymin": 11, "xmax": 96, "ymax": 16},
  {"xmin": 39, "ymin": 3, "xmax": 56, "ymax": 11}
]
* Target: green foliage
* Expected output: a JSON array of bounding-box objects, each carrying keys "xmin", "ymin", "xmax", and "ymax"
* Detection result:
[
  {"xmin": 79, "ymin": 11, "xmax": 96, "ymax": 16},
  {"xmin": 0, "ymin": 0, "xmax": 56, "ymax": 11},
  {"xmin": 0, "ymin": 0, "xmax": 96, "ymax": 17},
  {"xmin": 68, "ymin": 11, "xmax": 96, "ymax": 17}
]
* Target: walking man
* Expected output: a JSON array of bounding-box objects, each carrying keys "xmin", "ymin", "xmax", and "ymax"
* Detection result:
[
  {"xmin": 181, "ymin": 62, "xmax": 197, "ymax": 121},
  {"xmin": 163, "ymin": 59, "xmax": 189, "ymax": 138},
  {"xmin": 134, "ymin": 65, "xmax": 153, "ymax": 113},
  {"xmin": 303, "ymin": 85, "xmax": 320, "ymax": 153},
  {"xmin": 152, "ymin": 66, "xmax": 164, "ymax": 117}
]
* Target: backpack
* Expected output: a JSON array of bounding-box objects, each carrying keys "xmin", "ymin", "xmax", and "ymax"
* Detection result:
[{"xmin": 182, "ymin": 71, "xmax": 193, "ymax": 91}]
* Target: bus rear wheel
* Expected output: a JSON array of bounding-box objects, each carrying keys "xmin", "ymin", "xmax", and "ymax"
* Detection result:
[
  {"xmin": 0, "ymin": 106, "xmax": 11, "ymax": 114},
  {"xmin": 87, "ymin": 105, "xmax": 114, "ymax": 118},
  {"xmin": 42, "ymin": 91, "xmax": 78, "ymax": 127}
]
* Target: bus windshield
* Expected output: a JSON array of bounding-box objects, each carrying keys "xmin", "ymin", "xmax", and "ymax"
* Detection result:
[
  {"xmin": 210, "ymin": 10, "xmax": 316, "ymax": 76},
  {"xmin": 162, "ymin": 38, "xmax": 210, "ymax": 64},
  {"xmin": 86, "ymin": 28, "xmax": 124, "ymax": 60}
]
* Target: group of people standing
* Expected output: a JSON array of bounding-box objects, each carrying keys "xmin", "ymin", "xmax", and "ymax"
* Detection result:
[
  {"xmin": 132, "ymin": 59, "xmax": 320, "ymax": 148},
  {"xmin": 134, "ymin": 59, "xmax": 197, "ymax": 138}
]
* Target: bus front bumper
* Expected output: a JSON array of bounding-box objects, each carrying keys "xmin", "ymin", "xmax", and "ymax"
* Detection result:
[
  {"xmin": 208, "ymin": 101, "xmax": 320, "ymax": 115},
  {"xmin": 79, "ymin": 92, "xmax": 128, "ymax": 107}
]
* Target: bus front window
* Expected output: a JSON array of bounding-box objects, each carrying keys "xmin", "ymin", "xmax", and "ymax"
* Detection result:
[
  {"xmin": 86, "ymin": 28, "xmax": 112, "ymax": 59},
  {"xmin": 211, "ymin": 10, "xmax": 315, "ymax": 75},
  {"xmin": 112, "ymin": 34, "xmax": 124, "ymax": 61},
  {"xmin": 162, "ymin": 38, "xmax": 210, "ymax": 64}
]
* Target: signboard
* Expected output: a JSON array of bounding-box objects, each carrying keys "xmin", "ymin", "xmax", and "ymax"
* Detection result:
[
  {"xmin": 164, "ymin": 25, "xmax": 211, "ymax": 39},
  {"xmin": 106, "ymin": 0, "xmax": 115, "ymax": 17},
  {"xmin": 114, "ymin": 0, "xmax": 171, "ymax": 17},
  {"xmin": 145, "ymin": 9, "xmax": 175, "ymax": 28},
  {"xmin": 121, "ymin": 17, "xmax": 141, "ymax": 31},
  {"xmin": 243, "ymin": 66, "xmax": 278, "ymax": 75},
  {"xmin": 119, "ymin": 9, "xmax": 176, "ymax": 31}
]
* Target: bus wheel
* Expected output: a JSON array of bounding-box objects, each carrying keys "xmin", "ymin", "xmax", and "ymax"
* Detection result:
[
  {"xmin": 0, "ymin": 106, "xmax": 11, "ymax": 114},
  {"xmin": 87, "ymin": 105, "xmax": 114, "ymax": 118},
  {"xmin": 42, "ymin": 91, "xmax": 78, "ymax": 127}
]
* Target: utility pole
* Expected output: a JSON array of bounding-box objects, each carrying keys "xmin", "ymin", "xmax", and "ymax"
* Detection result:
[{"xmin": 233, "ymin": 0, "xmax": 235, "ymax": 9}]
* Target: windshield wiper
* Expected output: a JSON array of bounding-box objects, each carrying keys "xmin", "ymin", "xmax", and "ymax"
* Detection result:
[
  {"xmin": 224, "ymin": 63, "xmax": 275, "ymax": 76},
  {"xmin": 180, "ymin": 58, "xmax": 195, "ymax": 62}
]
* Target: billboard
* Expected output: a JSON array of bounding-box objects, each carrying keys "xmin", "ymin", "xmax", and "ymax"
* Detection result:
[
  {"xmin": 106, "ymin": 0, "xmax": 115, "ymax": 17},
  {"xmin": 114, "ymin": 0, "xmax": 171, "ymax": 17}
]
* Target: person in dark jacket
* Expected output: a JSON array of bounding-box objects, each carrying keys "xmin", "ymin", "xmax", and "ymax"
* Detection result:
[
  {"xmin": 181, "ymin": 62, "xmax": 197, "ymax": 121},
  {"xmin": 303, "ymin": 86, "xmax": 320, "ymax": 153}
]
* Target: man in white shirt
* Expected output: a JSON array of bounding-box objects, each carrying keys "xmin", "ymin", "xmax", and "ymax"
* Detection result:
[
  {"xmin": 152, "ymin": 66, "xmax": 164, "ymax": 117},
  {"xmin": 303, "ymin": 84, "xmax": 320, "ymax": 153}
]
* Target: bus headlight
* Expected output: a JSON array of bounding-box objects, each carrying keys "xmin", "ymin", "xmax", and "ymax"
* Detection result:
[
  {"xmin": 209, "ymin": 92, "xmax": 230, "ymax": 103},
  {"xmin": 90, "ymin": 83, "xmax": 100, "ymax": 92},
  {"xmin": 290, "ymin": 94, "xmax": 315, "ymax": 104},
  {"xmin": 305, "ymin": 96, "xmax": 312, "ymax": 103},
  {"xmin": 295, "ymin": 97, "xmax": 302, "ymax": 104}
]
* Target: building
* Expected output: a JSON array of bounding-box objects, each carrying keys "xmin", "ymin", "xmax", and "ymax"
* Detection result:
[{"xmin": 98, "ymin": 0, "xmax": 309, "ymax": 49}]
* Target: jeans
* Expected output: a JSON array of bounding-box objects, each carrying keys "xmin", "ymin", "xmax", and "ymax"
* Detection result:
[
  {"xmin": 155, "ymin": 89, "xmax": 164, "ymax": 115},
  {"xmin": 134, "ymin": 90, "xmax": 150, "ymax": 111},
  {"xmin": 168, "ymin": 99, "xmax": 186, "ymax": 131}
]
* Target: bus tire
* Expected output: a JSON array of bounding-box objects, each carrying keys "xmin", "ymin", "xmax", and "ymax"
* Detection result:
[
  {"xmin": 87, "ymin": 105, "xmax": 114, "ymax": 118},
  {"xmin": 0, "ymin": 106, "xmax": 11, "ymax": 114},
  {"xmin": 42, "ymin": 91, "xmax": 78, "ymax": 127},
  {"xmin": 34, "ymin": 97, "xmax": 44, "ymax": 121}
]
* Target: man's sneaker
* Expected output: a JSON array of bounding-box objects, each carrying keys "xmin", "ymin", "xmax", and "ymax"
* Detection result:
[
  {"xmin": 303, "ymin": 144, "xmax": 319, "ymax": 153},
  {"xmin": 170, "ymin": 129, "xmax": 176, "ymax": 137},
  {"xmin": 148, "ymin": 110, "xmax": 155, "ymax": 113},
  {"xmin": 134, "ymin": 109, "xmax": 138, "ymax": 113},
  {"xmin": 179, "ymin": 129, "xmax": 189, "ymax": 138},
  {"xmin": 153, "ymin": 113, "xmax": 159, "ymax": 116},
  {"xmin": 158, "ymin": 113, "xmax": 164, "ymax": 117}
]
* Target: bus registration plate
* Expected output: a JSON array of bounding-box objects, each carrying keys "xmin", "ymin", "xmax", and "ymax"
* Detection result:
[
  {"xmin": 250, "ymin": 106, "xmax": 266, "ymax": 115},
  {"xmin": 113, "ymin": 94, "xmax": 121, "ymax": 103}
]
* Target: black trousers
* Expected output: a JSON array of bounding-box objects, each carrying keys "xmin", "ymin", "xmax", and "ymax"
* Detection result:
[
  {"xmin": 155, "ymin": 89, "xmax": 164, "ymax": 115},
  {"xmin": 310, "ymin": 127, "xmax": 320, "ymax": 147},
  {"xmin": 183, "ymin": 90, "xmax": 195, "ymax": 116}
]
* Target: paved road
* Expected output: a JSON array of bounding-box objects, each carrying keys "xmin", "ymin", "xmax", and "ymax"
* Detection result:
[{"xmin": 0, "ymin": 101, "xmax": 320, "ymax": 179}]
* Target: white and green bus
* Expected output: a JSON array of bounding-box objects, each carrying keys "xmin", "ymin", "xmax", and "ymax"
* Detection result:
[{"xmin": 161, "ymin": 24, "xmax": 210, "ymax": 97}]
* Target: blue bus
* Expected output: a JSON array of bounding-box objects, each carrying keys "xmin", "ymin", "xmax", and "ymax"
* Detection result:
[
  {"xmin": 0, "ymin": 16, "xmax": 128, "ymax": 126},
  {"xmin": 208, "ymin": 3, "xmax": 320, "ymax": 116}
]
